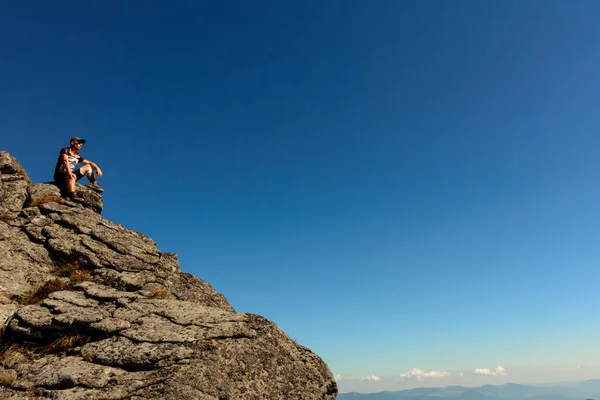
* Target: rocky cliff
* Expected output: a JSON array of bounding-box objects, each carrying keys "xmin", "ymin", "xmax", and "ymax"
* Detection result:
[{"xmin": 0, "ymin": 151, "xmax": 337, "ymax": 399}]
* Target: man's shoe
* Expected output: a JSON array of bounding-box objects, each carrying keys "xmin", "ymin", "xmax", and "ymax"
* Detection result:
[
  {"xmin": 88, "ymin": 181, "xmax": 104, "ymax": 193},
  {"xmin": 66, "ymin": 191, "xmax": 83, "ymax": 201}
]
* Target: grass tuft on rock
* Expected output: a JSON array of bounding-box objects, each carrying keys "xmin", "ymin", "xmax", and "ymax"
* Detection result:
[
  {"xmin": 16, "ymin": 168, "xmax": 32, "ymax": 184},
  {"xmin": 54, "ymin": 260, "xmax": 90, "ymax": 283},
  {"xmin": 0, "ymin": 368, "xmax": 16, "ymax": 387},
  {"xmin": 55, "ymin": 260, "xmax": 80, "ymax": 277},
  {"xmin": 148, "ymin": 288, "xmax": 170, "ymax": 299},
  {"xmin": 18, "ymin": 279, "xmax": 73, "ymax": 305},
  {"xmin": 0, "ymin": 211, "xmax": 16, "ymax": 222},
  {"xmin": 98, "ymin": 274, "xmax": 128, "ymax": 291},
  {"xmin": 0, "ymin": 334, "xmax": 89, "ymax": 366},
  {"xmin": 0, "ymin": 345, "xmax": 18, "ymax": 366},
  {"xmin": 41, "ymin": 334, "xmax": 91, "ymax": 354},
  {"xmin": 26, "ymin": 195, "xmax": 64, "ymax": 208},
  {"xmin": 0, "ymin": 344, "xmax": 36, "ymax": 366}
]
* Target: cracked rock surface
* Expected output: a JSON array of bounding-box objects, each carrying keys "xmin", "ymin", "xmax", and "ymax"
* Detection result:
[{"xmin": 0, "ymin": 151, "xmax": 337, "ymax": 399}]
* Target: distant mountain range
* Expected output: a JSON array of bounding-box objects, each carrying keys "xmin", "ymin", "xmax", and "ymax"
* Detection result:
[{"xmin": 338, "ymin": 380, "xmax": 600, "ymax": 400}]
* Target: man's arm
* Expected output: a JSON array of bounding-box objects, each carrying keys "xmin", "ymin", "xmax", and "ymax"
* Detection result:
[{"xmin": 81, "ymin": 160, "xmax": 103, "ymax": 177}]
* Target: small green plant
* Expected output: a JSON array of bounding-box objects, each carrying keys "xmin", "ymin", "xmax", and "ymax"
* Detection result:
[
  {"xmin": 97, "ymin": 274, "xmax": 127, "ymax": 291},
  {"xmin": 82, "ymin": 351, "xmax": 93, "ymax": 362},
  {"xmin": 26, "ymin": 387, "xmax": 45, "ymax": 397}
]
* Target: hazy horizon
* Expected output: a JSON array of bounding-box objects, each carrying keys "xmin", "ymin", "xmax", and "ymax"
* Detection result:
[
  {"xmin": 336, "ymin": 365, "xmax": 600, "ymax": 393},
  {"xmin": 337, "ymin": 378, "xmax": 600, "ymax": 398}
]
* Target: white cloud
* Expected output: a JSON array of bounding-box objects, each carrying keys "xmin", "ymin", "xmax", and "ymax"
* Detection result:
[
  {"xmin": 475, "ymin": 368, "xmax": 493, "ymax": 376},
  {"xmin": 399, "ymin": 368, "xmax": 451, "ymax": 381},
  {"xmin": 361, "ymin": 375, "xmax": 381, "ymax": 381},
  {"xmin": 474, "ymin": 366, "xmax": 507, "ymax": 377},
  {"xmin": 334, "ymin": 374, "xmax": 343, "ymax": 381},
  {"xmin": 458, "ymin": 373, "xmax": 464, "ymax": 377}
]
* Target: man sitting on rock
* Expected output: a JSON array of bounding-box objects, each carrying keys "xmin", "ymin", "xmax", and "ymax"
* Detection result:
[{"xmin": 54, "ymin": 137, "xmax": 104, "ymax": 199}]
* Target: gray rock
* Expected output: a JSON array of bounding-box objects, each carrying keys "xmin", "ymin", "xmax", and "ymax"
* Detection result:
[
  {"xmin": 120, "ymin": 315, "xmax": 211, "ymax": 343},
  {"xmin": 0, "ymin": 367, "xmax": 17, "ymax": 386},
  {"xmin": 0, "ymin": 152, "xmax": 337, "ymax": 400},
  {"xmin": 27, "ymin": 182, "xmax": 103, "ymax": 214},
  {"xmin": 14, "ymin": 305, "xmax": 53, "ymax": 329},
  {"xmin": 81, "ymin": 336, "xmax": 192, "ymax": 368},
  {"xmin": 0, "ymin": 152, "xmax": 24, "ymax": 175},
  {"xmin": 88, "ymin": 317, "xmax": 131, "ymax": 333},
  {"xmin": 0, "ymin": 303, "xmax": 17, "ymax": 340},
  {"xmin": 73, "ymin": 281, "xmax": 142, "ymax": 301},
  {"xmin": 8, "ymin": 316, "xmax": 44, "ymax": 340},
  {"xmin": 0, "ymin": 152, "xmax": 30, "ymax": 213},
  {"xmin": 46, "ymin": 290, "xmax": 99, "ymax": 308},
  {"xmin": 0, "ymin": 181, "xmax": 28, "ymax": 213},
  {"xmin": 14, "ymin": 356, "xmax": 125, "ymax": 390},
  {"xmin": 51, "ymin": 304, "xmax": 104, "ymax": 326}
]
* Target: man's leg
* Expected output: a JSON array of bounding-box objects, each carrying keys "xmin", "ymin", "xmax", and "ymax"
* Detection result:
[
  {"xmin": 78, "ymin": 165, "xmax": 103, "ymax": 192},
  {"xmin": 64, "ymin": 167, "xmax": 88, "ymax": 198},
  {"xmin": 66, "ymin": 175, "xmax": 76, "ymax": 194},
  {"xmin": 78, "ymin": 164, "xmax": 94, "ymax": 181},
  {"xmin": 55, "ymin": 173, "xmax": 77, "ymax": 199}
]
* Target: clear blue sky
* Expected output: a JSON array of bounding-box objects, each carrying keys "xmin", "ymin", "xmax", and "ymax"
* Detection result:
[{"xmin": 2, "ymin": 1, "xmax": 600, "ymax": 393}]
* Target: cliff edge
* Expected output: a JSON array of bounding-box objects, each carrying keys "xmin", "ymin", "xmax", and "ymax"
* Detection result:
[{"xmin": 0, "ymin": 151, "xmax": 337, "ymax": 399}]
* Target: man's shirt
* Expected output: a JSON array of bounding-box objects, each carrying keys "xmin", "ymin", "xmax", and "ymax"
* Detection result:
[{"xmin": 54, "ymin": 147, "xmax": 85, "ymax": 175}]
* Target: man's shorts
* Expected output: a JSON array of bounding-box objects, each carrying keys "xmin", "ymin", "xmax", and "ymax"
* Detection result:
[{"xmin": 54, "ymin": 168, "xmax": 85, "ymax": 188}]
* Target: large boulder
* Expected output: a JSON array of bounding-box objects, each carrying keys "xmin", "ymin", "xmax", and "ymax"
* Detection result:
[
  {"xmin": 27, "ymin": 182, "xmax": 104, "ymax": 214},
  {"xmin": 0, "ymin": 151, "xmax": 337, "ymax": 400},
  {"xmin": 0, "ymin": 151, "xmax": 29, "ymax": 213}
]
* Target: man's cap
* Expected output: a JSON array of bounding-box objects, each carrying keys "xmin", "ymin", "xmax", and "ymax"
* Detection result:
[{"xmin": 71, "ymin": 137, "xmax": 86, "ymax": 144}]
